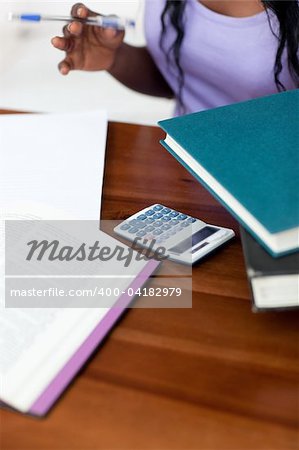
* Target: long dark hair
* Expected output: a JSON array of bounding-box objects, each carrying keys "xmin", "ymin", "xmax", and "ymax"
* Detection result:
[{"xmin": 160, "ymin": 0, "xmax": 299, "ymax": 109}]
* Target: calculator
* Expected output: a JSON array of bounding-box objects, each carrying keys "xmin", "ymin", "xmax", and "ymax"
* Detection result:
[{"xmin": 114, "ymin": 204, "xmax": 235, "ymax": 265}]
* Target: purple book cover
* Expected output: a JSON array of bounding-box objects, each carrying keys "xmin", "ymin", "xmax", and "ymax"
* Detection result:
[{"xmin": 5, "ymin": 259, "xmax": 159, "ymax": 416}]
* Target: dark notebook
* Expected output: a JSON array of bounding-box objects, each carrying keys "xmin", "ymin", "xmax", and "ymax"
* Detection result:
[{"xmin": 240, "ymin": 227, "xmax": 299, "ymax": 311}]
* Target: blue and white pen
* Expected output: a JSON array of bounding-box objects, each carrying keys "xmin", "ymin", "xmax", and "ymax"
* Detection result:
[{"xmin": 8, "ymin": 12, "xmax": 136, "ymax": 30}]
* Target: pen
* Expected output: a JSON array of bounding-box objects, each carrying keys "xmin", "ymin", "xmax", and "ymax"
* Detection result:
[{"xmin": 8, "ymin": 13, "xmax": 136, "ymax": 30}]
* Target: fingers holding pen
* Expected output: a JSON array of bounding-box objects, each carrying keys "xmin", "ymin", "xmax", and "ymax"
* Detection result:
[
  {"xmin": 71, "ymin": 3, "xmax": 97, "ymax": 19},
  {"xmin": 51, "ymin": 22, "xmax": 82, "ymax": 52}
]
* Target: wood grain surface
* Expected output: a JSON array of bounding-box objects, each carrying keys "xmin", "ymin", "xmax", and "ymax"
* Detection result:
[{"xmin": 1, "ymin": 115, "xmax": 298, "ymax": 450}]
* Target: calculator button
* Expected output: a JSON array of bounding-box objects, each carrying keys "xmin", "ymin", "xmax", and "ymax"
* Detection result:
[
  {"xmin": 153, "ymin": 229, "xmax": 163, "ymax": 236},
  {"xmin": 153, "ymin": 213, "xmax": 163, "ymax": 219},
  {"xmin": 170, "ymin": 219, "xmax": 180, "ymax": 225},
  {"xmin": 129, "ymin": 219, "xmax": 138, "ymax": 226},
  {"xmin": 144, "ymin": 218, "xmax": 154, "ymax": 224},
  {"xmin": 178, "ymin": 214, "xmax": 187, "ymax": 220},
  {"xmin": 137, "ymin": 214, "xmax": 147, "ymax": 220},
  {"xmin": 161, "ymin": 216, "xmax": 171, "ymax": 222},
  {"xmin": 145, "ymin": 210, "xmax": 155, "ymax": 216},
  {"xmin": 187, "ymin": 217, "xmax": 197, "ymax": 223},
  {"xmin": 161, "ymin": 224, "xmax": 171, "ymax": 230},
  {"xmin": 129, "ymin": 227, "xmax": 139, "ymax": 234},
  {"xmin": 169, "ymin": 211, "xmax": 179, "ymax": 217},
  {"xmin": 181, "ymin": 221, "xmax": 191, "ymax": 227},
  {"xmin": 161, "ymin": 208, "xmax": 171, "ymax": 214},
  {"xmin": 153, "ymin": 221, "xmax": 163, "ymax": 227},
  {"xmin": 136, "ymin": 223, "xmax": 146, "ymax": 229},
  {"xmin": 120, "ymin": 223, "xmax": 130, "ymax": 230},
  {"xmin": 136, "ymin": 230, "xmax": 146, "ymax": 237},
  {"xmin": 153, "ymin": 205, "xmax": 163, "ymax": 211},
  {"xmin": 145, "ymin": 226, "xmax": 154, "ymax": 232}
]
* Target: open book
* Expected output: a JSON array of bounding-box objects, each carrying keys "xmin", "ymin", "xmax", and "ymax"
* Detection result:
[
  {"xmin": 0, "ymin": 111, "xmax": 159, "ymax": 415},
  {"xmin": 0, "ymin": 223, "xmax": 158, "ymax": 415}
]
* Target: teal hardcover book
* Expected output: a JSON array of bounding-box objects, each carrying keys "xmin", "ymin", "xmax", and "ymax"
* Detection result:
[{"xmin": 158, "ymin": 90, "xmax": 299, "ymax": 257}]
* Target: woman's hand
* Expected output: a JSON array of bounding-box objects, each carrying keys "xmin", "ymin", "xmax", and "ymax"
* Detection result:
[{"xmin": 51, "ymin": 3, "xmax": 125, "ymax": 75}]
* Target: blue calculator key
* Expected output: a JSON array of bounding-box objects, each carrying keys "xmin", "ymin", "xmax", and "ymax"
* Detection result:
[
  {"xmin": 169, "ymin": 211, "xmax": 179, "ymax": 217},
  {"xmin": 153, "ymin": 213, "xmax": 163, "ymax": 219},
  {"xmin": 136, "ymin": 230, "xmax": 146, "ymax": 237},
  {"xmin": 120, "ymin": 223, "xmax": 130, "ymax": 230},
  {"xmin": 161, "ymin": 216, "xmax": 171, "ymax": 222},
  {"xmin": 145, "ymin": 226, "xmax": 154, "ymax": 232},
  {"xmin": 145, "ymin": 210, "xmax": 155, "ymax": 216},
  {"xmin": 170, "ymin": 219, "xmax": 180, "ymax": 225},
  {"xmin": 181, "ymin": 221, "xmax": 191, "ymax": 227},
  {"xmin": 161, "ymin": 224, "xmax": 171, "ymax": 230},
  {"xmin": 137, "ymin": 214, "xmax": 147, "ymax": 220},
  {"xmin": 144, "ymin": 218, "xmax": 154, "ymax": 224},
  {"xmin": 153, "ymin": 221, "xmax": 163, "ymax": 227},
  {"xmin": 161, "ymin": 208, "xmax": 171, "ymax": 214},
  {"xmin": 129, "ymin": 227, "xmax": 139, "ymax": 234},
  {"xmin": 187, "ymin": 217, "xmax": 197, "ymax": 223},
  {"xmin": 153, "ymin": 204, "xmax": 163, "ymax": 211},
  {"xmin": 178, "ymin": 214, "xmax": 187, "ymax": 220},
  {"xmin": 153, "ymin": 229, "xmax": 163, "ymax": 236}
]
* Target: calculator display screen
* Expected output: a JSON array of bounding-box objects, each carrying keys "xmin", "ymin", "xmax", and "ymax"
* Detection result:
[{"xmin": 169, "ymin": 226, "xmax": 218, "ymax": 254}]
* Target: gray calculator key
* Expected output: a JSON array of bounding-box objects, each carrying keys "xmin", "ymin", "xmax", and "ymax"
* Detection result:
[
  {"xmin": 161, "ymin": 216, "xmax": 171, "ymax": 222},
  {"xmin": 145, "ymin": 210, "xmax": 155, "ymax": 216},
  {"xmin": 145, "ymin": 226, "xmax": 154, "ymax": 232},
  {"xmin": 161, "ymin": 224, "xmax": 171, "ymax": 230},
  {"xmin": 129, "ymin": 227, "xmax": 139, "ymax": 234},
  {"xmin": 144, "ymin": 218, "xmax": 154, "ymax": 224},
  {"xmin": 153, "ymin": 205, "xmax": 163, "ymax": 211},
  {"xmin": 129, "ymin": 219, "xmax": 139, "ymax": 226},
  {"xmin": 153, "ymin": 221, "xmax": 163, "ymax": 227},
  {"xmin": 181, "ymin": 221, "xmax": 191, "ymax": 227},
  {"xmin": 136, "ymin": 230, "xmax": 146, "ymax": 237},
  {"xmin": 120, "ymin": 223, "xmax": 130, "ymax": 230},
  {"xmin": 137, "ymin": 223, "xmax": 146, "ymax": 229},
  {"xmin": 171, "ymin": 219, "xmax": 180, "ymax": 225},
  {"xmin": 137, "ymin": 214, "xmax": 147, "ymax": 220},
  {"xmin": 153, "ymin": 229, "xmax": 163, "ymax": 235}
]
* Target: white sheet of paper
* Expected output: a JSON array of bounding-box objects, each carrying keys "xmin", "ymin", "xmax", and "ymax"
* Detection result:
[{"xmin": 0, "ymin": 110, "xmax": 107, "ymax": 220}]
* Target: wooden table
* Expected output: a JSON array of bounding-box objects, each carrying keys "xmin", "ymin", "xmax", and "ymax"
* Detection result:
[{"xmin": 1, "ymin": 114, "xmax": 299, "ymax": 450}]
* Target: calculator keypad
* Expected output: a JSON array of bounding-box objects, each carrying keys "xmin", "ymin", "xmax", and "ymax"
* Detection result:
[{"xmin": 117, "ymin": 204, "xmax": 197, "ymax": 243}]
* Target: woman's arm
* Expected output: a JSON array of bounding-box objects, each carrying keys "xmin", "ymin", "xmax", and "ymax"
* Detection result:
[
  {"xmin": 51, "ymin": 3, "xmax": 173, "ymax": 99},
  {"xmin": 109, "ymin": 44, "xmax": 174, "ymax": 98}
]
